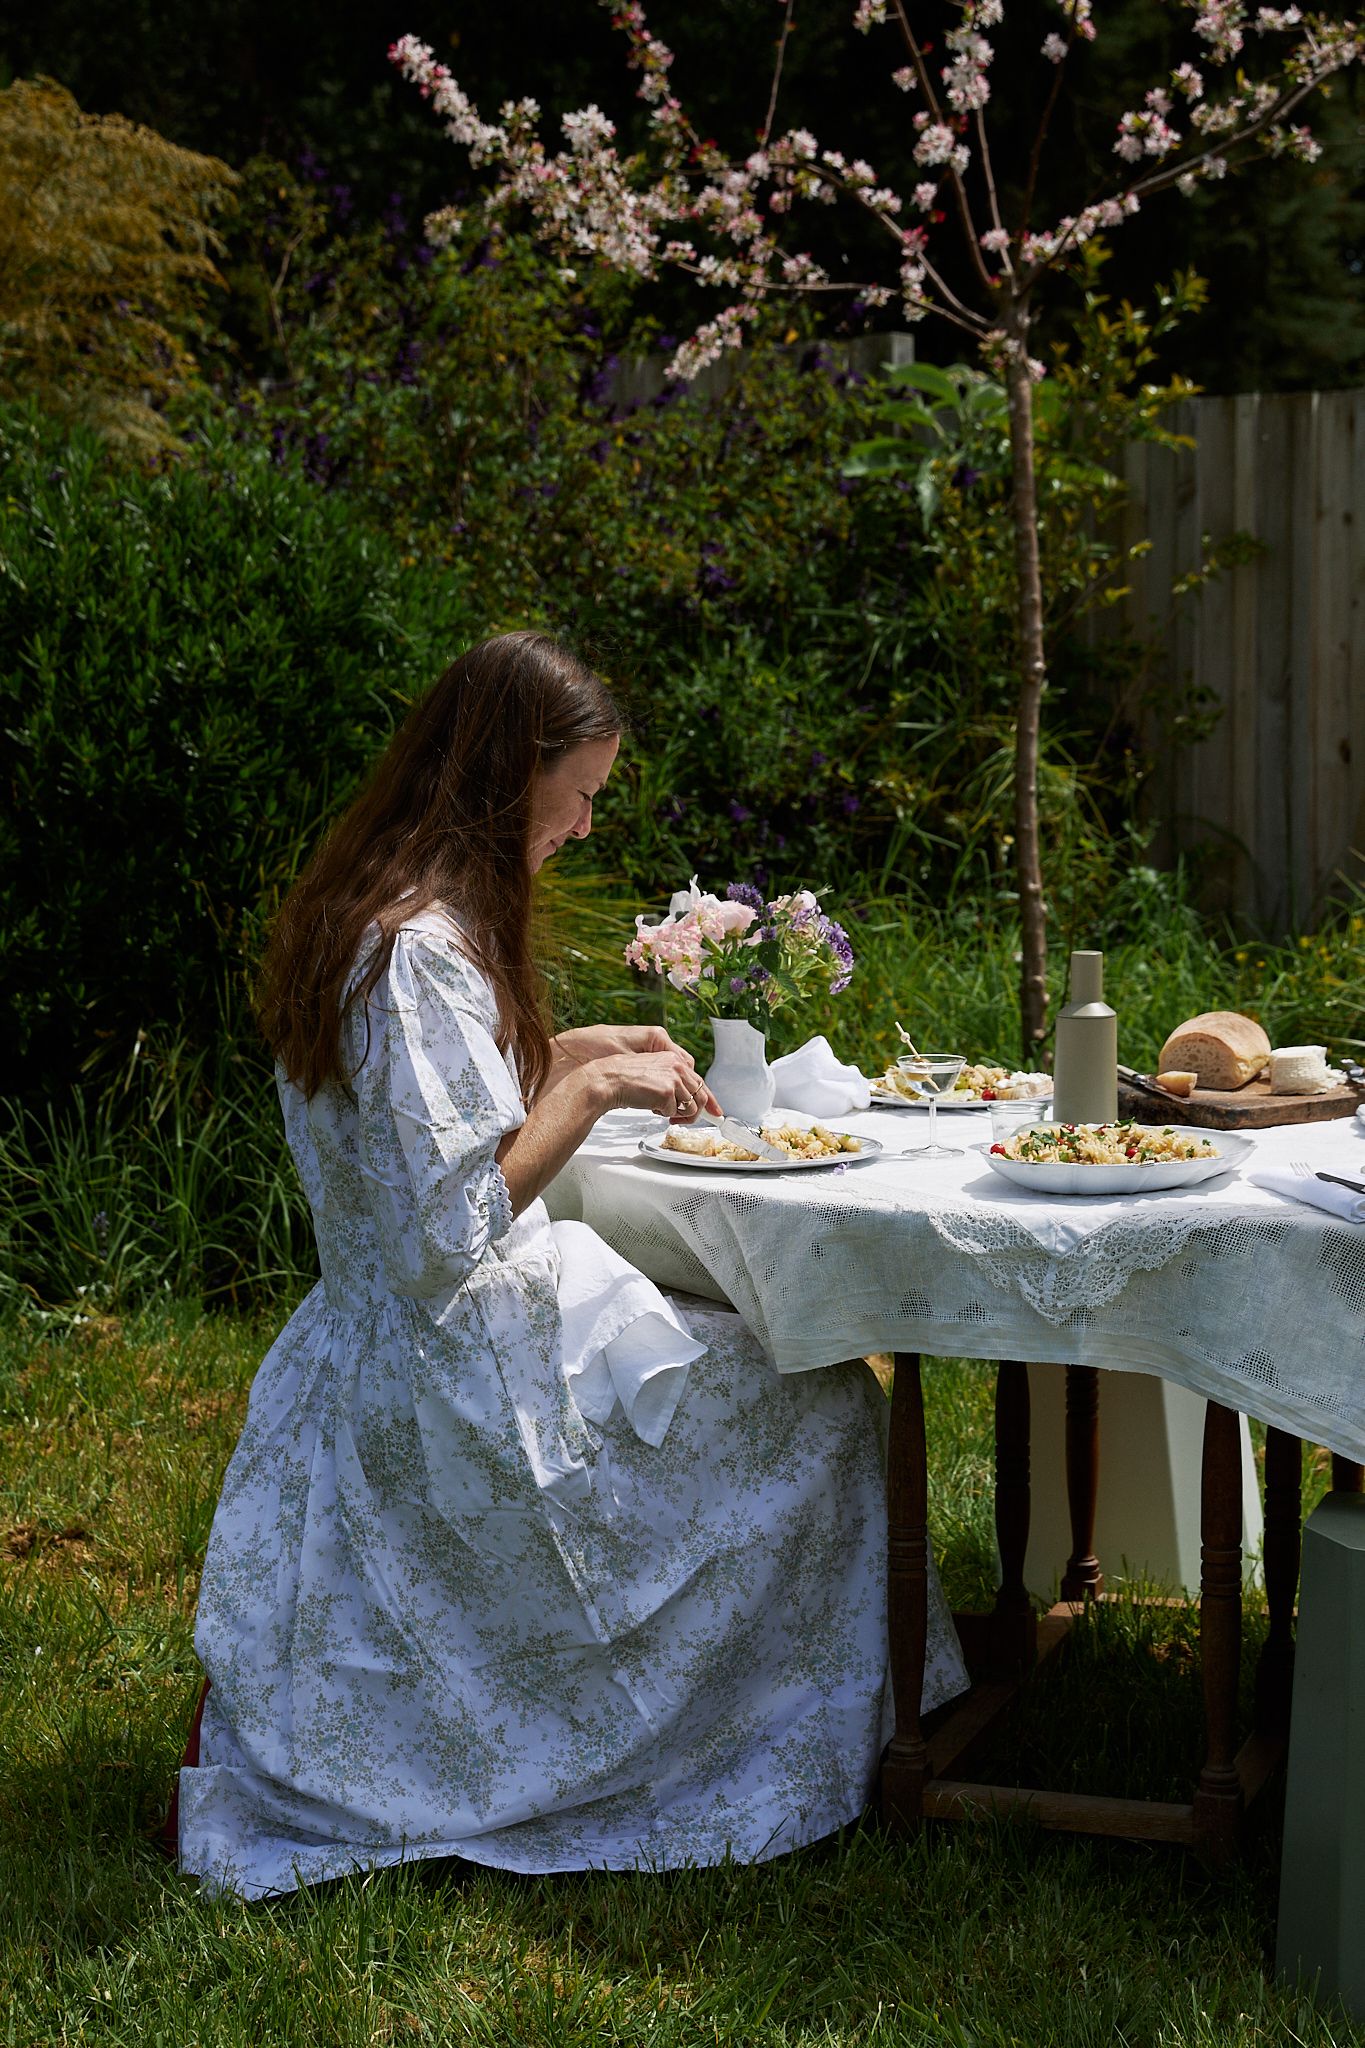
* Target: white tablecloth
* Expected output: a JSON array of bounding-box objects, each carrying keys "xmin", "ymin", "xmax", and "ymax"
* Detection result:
[{"xmin": 544, "ymin": 1107, "xmax": 1365, "ymax": 1462}]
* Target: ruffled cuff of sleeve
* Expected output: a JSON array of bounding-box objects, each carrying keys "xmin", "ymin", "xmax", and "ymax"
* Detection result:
[{"xmin": 484, "ymin": 1157, "xmax": 515, "ymax": 1246}]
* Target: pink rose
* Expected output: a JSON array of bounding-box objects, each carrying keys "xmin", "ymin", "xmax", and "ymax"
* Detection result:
[{"xmin": 712, "ymin": 900, "xmax": 758, "ymax": 936}]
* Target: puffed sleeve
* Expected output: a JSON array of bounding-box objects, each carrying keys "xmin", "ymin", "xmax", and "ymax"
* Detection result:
[{"xmin": 346, "ymin": 923, "xmax": 525, "ymax": 1297}]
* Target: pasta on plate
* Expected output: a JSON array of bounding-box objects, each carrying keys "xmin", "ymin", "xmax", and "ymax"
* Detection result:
[
  {"xmin": 994, "ymin": 1121, "xmax": 1218, "ymax": 1165},
  {"xmin": 662, "ymin": 1122, "xmax": 862, "ymax": 1162}
]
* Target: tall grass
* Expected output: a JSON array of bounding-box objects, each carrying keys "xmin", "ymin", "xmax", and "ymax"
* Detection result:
[
  {"xmin": 3, "ymin": 880, "xmax": 1361, "ymax": 1318},
  {"xmin": 0, "ymin": 1034, "xmax": 314, "ymax": 1317}
]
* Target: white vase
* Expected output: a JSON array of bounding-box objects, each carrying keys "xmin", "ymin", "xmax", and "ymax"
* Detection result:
[{"xmin": 705, "ymin": 1017, "xmax": 776, "ymax": 1124}]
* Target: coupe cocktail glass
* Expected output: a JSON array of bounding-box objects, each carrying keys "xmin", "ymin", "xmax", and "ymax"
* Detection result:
[{"xmin": 898, "ymin": 1052, "xmax": 967, "ymax": 1158}]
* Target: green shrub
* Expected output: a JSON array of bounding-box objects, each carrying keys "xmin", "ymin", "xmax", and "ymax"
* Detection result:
[{"xmin": 0, "ymin": 403, "xmax": 478, "ymax": 1097}]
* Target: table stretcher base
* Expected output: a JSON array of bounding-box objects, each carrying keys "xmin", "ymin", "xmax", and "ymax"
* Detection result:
[{"xmin": 879, "ymin": 1353, "xmax": 1354, "ymax": 1861}]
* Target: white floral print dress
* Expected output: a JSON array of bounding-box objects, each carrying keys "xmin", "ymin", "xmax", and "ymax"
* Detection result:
[{"xmin": 178, "ymin": 907, "xmax": 966, "ymax": 1897}]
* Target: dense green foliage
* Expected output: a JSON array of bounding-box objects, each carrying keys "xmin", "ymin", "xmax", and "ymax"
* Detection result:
[
  {"xmin": 0, "ymin": 404, "xmax": 477, "ymax": 1095},
  {"xmin": 0, "ymin": 76, "xmax": 237, "ymax": 450},
  {"xmin": 2, "ymin": 189, "xmax": 1210, "ymax": 1109}
]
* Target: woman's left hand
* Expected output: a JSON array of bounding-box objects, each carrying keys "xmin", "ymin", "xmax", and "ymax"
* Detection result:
[{"xmin": 552, "ymin": 1025, "xmax": 675, "ymax": 1063}]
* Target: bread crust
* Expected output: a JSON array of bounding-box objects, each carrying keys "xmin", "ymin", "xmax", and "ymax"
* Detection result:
[{"xmin": 1157, "ymin": 1011, "xmax": 1271, "ymax": 1091}]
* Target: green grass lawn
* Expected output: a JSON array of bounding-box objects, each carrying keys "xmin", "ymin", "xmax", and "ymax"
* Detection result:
[{"xmin": 2, "ymin": 1304, "xmax": 1360, "ymax": 2046}]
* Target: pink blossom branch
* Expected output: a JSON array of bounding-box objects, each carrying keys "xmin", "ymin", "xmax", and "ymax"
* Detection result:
[
  {"xmin": 1027, "ymin": 63, "xmax": 1346, "ymax": 287},
  {"xmin": 762, "ymin": 0, "xmax": 797, "ymax": 150},
  {"xmin": 974, "ymin": 105, "xmax": 1007, "ymax": 257},
  {"xmin": 887, "ymin": 0, "xmax": 994, "ymax": 296},
  {"xmin": 1123, "ymin": 72, "xmax": 1335, "ymax": 203},
  {"xmin": 1020, "ymin": 4, "xmax": 1082, "ymax": 232},
  {"xmin": 392, "ymin": 6, "xmax": 1363, "ymax": 385}
]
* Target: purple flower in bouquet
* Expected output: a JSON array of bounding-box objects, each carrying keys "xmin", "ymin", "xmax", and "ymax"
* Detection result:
[
  {"xmin": 822, "ymin": 916, "xmax": 856, "ymax": 994},
  {"xmin": 725, "ymin": 881, "xmax": 764, "ymax": 913}
]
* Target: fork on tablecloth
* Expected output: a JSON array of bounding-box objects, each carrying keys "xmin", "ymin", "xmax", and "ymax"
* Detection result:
[{"xmin": 1289, "ymin": 1158, "xmax": 1365, "ymax": 1195}]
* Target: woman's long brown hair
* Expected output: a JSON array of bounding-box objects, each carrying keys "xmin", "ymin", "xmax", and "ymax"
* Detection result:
[{"xmin": 256, "ymin": 631, "xmax": 622, "ymax": 1102}]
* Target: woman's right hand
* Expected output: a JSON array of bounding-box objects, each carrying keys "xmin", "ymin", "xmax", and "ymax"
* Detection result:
[{"xmin": 591, "ymin": 1050, "xmax": 721, "ymax": 1122}]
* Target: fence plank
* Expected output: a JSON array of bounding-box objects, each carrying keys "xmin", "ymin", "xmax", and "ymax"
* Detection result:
[
  {"xmin": 1350, "ymin": 392, "xmax": 1365, "ymax": 905},
  {"xmin": 1313, "ymin": 391, "xmax": 1358, "ymax": 915},
  {"xmin": 1229, "ymin": 394, "xmax": 1262, "ymax": 919},
  {"xmin": 1140, "ymin": 437, "xmax": 1181, "ymax": 867},
  {"xmin": 1110, "ymin": 387, "xmax": 1364, "ymax": 931},
  {"xmin": 1252, "ymin": 395, "xmax": 1296, "ymax": 931},
  {"xmin": 1188, "ymin": 395, "xmax": 1236, "ymax": 901}
]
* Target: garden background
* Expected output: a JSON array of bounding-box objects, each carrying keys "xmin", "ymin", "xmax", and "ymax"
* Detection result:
[{"xmin": 3, "ymin": 2, "xmax": 1365, "ymax": 2041}]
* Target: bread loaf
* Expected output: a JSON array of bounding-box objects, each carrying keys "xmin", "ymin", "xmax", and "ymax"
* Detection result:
[{"xmin": 1157, "ymin": 1012, "xmax": 1270, "ymax": 1092}]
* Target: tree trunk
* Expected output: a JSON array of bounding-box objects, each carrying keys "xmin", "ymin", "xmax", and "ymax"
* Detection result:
[{"xmin": 1003, "ymin": 305, "xmax": 1049, "ymax": 1057}]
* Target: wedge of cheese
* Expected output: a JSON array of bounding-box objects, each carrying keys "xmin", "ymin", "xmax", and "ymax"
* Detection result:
[{"xmin": 1157, "ymin": 1011, "xmax": 1271, "ymax": 1092}]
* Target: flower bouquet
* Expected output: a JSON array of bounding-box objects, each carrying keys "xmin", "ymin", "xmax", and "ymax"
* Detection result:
[
  {"xmin": 624, "ymin": 878, "xmax": 855, "ymax": 1030},
  {"xmin": 624, "ymin": 879, "xmax": 855, "ymax": 1120}
]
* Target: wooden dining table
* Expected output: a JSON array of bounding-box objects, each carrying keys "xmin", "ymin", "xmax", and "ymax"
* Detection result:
[{"xmin": 545, "ymin": 1103, "xmax": 1365, "ymax": 1856}]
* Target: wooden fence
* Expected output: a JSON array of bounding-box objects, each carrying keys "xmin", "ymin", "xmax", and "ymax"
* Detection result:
[{"xmin": 1102, "ymin": 388, "xmax": 1365, "ymax": 932}]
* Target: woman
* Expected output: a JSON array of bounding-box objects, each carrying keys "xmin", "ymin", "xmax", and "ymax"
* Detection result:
[{"xmin": 177, "ymin": 630, "xmax": 966, "ymax": 1896}]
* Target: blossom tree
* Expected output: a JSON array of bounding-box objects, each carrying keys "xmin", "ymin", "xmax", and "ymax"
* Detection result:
[{"xmin": 391, "ymin": 2, "xmax": 1362, "ymax": 1048}]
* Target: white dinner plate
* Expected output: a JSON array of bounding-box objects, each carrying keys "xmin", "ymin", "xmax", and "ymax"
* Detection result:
[
  {"xmin": 979, "ymin": 1127, "xmax": 1254, "ymax": 1196},
  {"xmin": 869, "ymin": 1087, "xmax": 1052, "ymax": 1114},
  {"xmin": 638, "ymin": 1130, "xmax": 885, "ymax": 1173}
]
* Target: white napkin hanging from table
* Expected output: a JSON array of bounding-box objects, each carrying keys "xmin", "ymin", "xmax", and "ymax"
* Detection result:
[
  {"xmin": 1248, "ymin": 1170, "xmax": 1365, "ymax": 1225},
  {"xmin": 551, "ymin": 1219, "xmax": 707, "ymax": 1446},
  {"xmin": 769, "ymin": 1035, "xmax": 871, "ymax": 1118}
]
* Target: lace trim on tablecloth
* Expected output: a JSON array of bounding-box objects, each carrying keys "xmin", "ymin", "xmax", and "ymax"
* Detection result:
[{"xmin": 927, "ymin": 1205, "xmax": 1218, "ymax": 1321}]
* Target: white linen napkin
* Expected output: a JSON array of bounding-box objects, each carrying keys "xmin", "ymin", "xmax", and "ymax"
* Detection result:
[
  {"xmin": 769, "ymin": 1035, "xmax": 871, "ymax": 1118},
  {"xmin": 1247, "ymin": 1170, "xmax": 1365, "ymax": 1225},
  {"xmin": 551, "ymin": 1219, "xmax": 707, "ymax": 1445}
]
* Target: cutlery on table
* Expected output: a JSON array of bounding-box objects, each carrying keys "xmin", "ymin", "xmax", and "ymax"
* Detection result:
[
  {"xmin": 695, "ymin": 1109, "xmax": 790, "ymax": 1162},
  {"xmin": 1288, "ymin": 1160, "xmax": 1365, "ymax": 1196}
]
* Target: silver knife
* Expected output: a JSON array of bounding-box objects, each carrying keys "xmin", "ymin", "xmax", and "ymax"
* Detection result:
[
  {"xmin": 1317, "ymin": 1171, "xmax": 1365, "ymax": 1196},
  {"xmin": 696, "ymin": 1110, "xmax": 790, "ymax": 1162}
]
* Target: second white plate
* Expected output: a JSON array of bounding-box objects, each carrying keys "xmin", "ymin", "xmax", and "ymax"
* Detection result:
[
  {"xmin": 870, "ymin": 1088, "xmax": 1052, "ymax": 1114},
  {"xmin": 980, "ymin": 1129, "xmax": 1253, "ymax": 1195}
]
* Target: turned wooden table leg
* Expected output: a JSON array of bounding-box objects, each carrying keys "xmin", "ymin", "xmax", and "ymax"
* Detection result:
[
  {"xmin": 1193, "ymin": 1399, "xmax": 1244, "ymax": 1860},
  {"xmin": 990, "ymin": 1361, "xmax": 1036, "ymax": 1673},
  {"xmin": 1254, "ymin": 1427, "xmax": 1302, "ymax": 1740},
  {"xmin": 881, "ymin": 1351, "xmax": 929, "ymax": 1832},
  {"xmin": 1331, "ymin": 1456, "xmax": 1364, "ymax": 1494},
  {"xmin": 1059, "ymin": 1364, "xmax": 1103, "ymax": 1602}
]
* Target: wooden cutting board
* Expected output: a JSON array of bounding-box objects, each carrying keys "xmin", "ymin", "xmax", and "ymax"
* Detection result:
[{"xmin": 1117, "ymin": 1072, "xmax": 1365, "ymax": 1130}]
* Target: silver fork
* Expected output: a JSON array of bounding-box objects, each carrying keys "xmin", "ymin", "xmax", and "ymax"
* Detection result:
[{"xmin": 1290, "ymin": 1157, "xmax": 1365, "ymax": 1195}]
